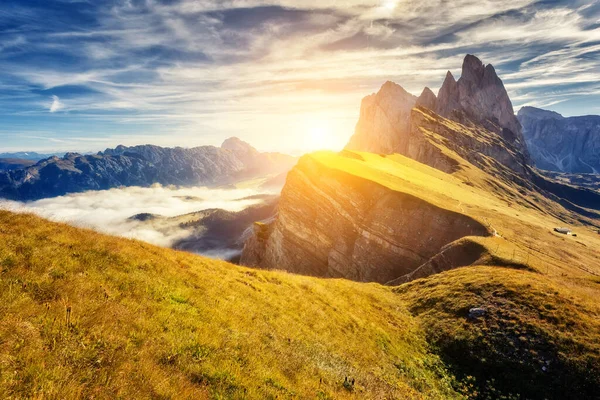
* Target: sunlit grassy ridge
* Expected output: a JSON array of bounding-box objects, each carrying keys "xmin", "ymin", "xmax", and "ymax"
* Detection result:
[
  {"xmin": 309, "ymin": 150, "xmax": 600, "ymax": 280},
  {"xmin": 304, "ymin": 148, "xmax": 600, "ymax": 399},
  {"xmin": 0, "ymin": 211, "xmax": 459, "ymax": 399},
  {"xmin": 2, "ymin": 142, "xmax": 600, "ymax": 399}
]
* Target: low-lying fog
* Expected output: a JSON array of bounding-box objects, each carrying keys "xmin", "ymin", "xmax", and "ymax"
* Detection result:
[{"xmin": 0, "ymin": 184, "xmax": 275, "ymax": 259}]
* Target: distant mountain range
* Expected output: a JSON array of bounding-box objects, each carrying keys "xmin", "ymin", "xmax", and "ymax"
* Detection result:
[
  {"xmin": 0, "ymin": 138, "xmax": 296, "ymax": 201},
  {"xmin": 130, "ymin": 194, "xmax": 279, "ymax": 261},
  {"xmin": 0, "ymin": 158, "xmax": 36, "ymax": 172},
  {"xmin": 0, "ymin": 151, "xmax": 60, "ymax": 161},
  {"xmin": 518, "ymin": 106, "xmax": 600, "ymax": 174}
]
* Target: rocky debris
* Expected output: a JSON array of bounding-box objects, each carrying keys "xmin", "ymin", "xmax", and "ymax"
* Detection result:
[
  {"xmin": 0, "ymin": 138, "xmax": 296, "ymax": 201},
  {"xmin": 518, "ymin": 106, "xmax": 600, "ymax": 173},
  {"xmin": 468, "ymin": 307, "xmax": 486, "ymax": 319},
  {"xmin": 240, "ymin": 155, "xmax": 490, "ymax": 283},
  {"xmin": 554, "ymin": 227, "xmax": 572, "ymax": 235}
]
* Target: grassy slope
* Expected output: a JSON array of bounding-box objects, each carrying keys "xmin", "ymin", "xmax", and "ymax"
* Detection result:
[
  {"xmin": 308, "ymin": 149, "xmax": 600, "ymax": 399},
  {"xmin": 0, "ymin": 211, "xmax": 459, "ymax": 400},
  {"xmin": 2, "ymin": 145, "xmax": 600, "ymax": 399},
  {"xmin": 311, "ymin": 150, "xmax": 600, "ymax": 280},
  {"xmin": 396, "ymin": 267, "xmax": 600, "ymax": 400}
]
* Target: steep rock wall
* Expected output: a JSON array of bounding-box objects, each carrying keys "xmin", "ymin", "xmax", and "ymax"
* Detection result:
[{"xmin": 241, "ymin": 154, "xmax": 490, "ymax": 283}]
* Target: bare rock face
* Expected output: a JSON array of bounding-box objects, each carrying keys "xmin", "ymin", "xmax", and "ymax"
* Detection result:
[
  {"xmin": 347, "ymin": 54, "xmax": 529, "ymax": 167},
  {"xmin": 346, "ymin": 81, "xmax": 417, "ymax": 153},
  {"xmin": 437, "ymin": 54, "xmax": 526, "ymax": 154},
  {"xmin": 436, "ymin": 71, "xmax": 460, "ymax": 117},
  {"xmin": 518, "ymin": 106, "xmax": 600, "ymax": 174},
  {"xmin": 416, "ymin": 87, "xmax": 437, "ymax": 110},
  {"xmin": 241, "ymin": 154, "xmax": 489, "ymax": 284}
]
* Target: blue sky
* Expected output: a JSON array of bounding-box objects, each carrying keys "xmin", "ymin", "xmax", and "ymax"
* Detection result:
[{"xmin": 1, "ymin": 0, "xmax": 599, "ymax": 153}]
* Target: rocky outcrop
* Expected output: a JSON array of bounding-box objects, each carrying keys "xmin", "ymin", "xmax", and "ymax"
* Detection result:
[
  {"xmin": 386, "ymin": 239, "xmax": 488, "ymax": 285},
  {"xmin": 437, "ymin": 55, "xmax": 525, "ymax": 152},
  {"xmin": 241, "ymin": 154, "xmax": 490, "ymax": 284},
  {"xmin": 346, "ymin": 81, "xmax": 416, "ymax": 153},
  {"xmin": 346, "ymin": 54, "xmax": 529, "ymax": 165},
  {"xmin": 416, "ymin": 87, "xmax": 437, "ymax": 110},
  {"xmin": 0, "ymin": 138, "xmax": 296, "ymax": 201},
  {"xmin": 518, "ymin": 106, "xmax": 600, "ymax": 173}
]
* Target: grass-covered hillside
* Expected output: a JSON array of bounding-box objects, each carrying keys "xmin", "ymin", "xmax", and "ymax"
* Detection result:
[
  {"xmin": 0, "ymin": 211, "xmax": 460, "ymax": 400},
  {"xmin": 2, "ymin": 147, "xmax": 600, "ymax": 399},
  {"xmin": 2, "ymin": 209, "xmax": 600, "ymax": 399}
]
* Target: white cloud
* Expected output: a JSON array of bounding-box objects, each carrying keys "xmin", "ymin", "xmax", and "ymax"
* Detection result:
[
  {"xmin": 49, "ymin": 95, "xmax": 63, "ymax": 112},
  {"xmin": 0, "ymin": 184, "xmax": 276, "ymax": 256},
  {"xmin": 3, "ymin": 0, "xmax": 600, "ymax": 151}
]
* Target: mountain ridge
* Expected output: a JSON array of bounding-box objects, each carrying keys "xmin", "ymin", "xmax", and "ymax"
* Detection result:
[
  {"xmin": 0, "ymin": 138, "xmax": 296, "ymax": 201},
  {"xmin": 347, "ymin": 54, "xmax": 529, "ymax": 162},
  {"xmin": 518, "ymin": 106, "xmax": 600, "ymax": 174}
]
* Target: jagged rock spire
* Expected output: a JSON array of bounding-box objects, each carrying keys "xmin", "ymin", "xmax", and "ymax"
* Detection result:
[
  {"xmin": 436, "ymin": 54, "xmax": 528, "ymax": 155},
  {"xmin": 416, "ymin": 87, "xmax": 437, "ymax": 110}
]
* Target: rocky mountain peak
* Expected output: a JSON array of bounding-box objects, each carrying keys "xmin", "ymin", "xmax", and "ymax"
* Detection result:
[
  {"xmin": 64, "ymin": 152, "xmax": 81, "ymax": 159},
  {"xmin": 436, "ymin": 55, "xmax": 527, "ymax": 155},
  {"xmin": 518, "ymin": 106, "xmax": 600, "ymax": 173},
  {"xmin": 345, "ymin": 81, "xmax": 417, "ymax": 153},
  {"xmin": 416, "ymin": 87, "xmax": 437, "ymax": 110},
  {"xmin": 518, "ymin": 106, "xmax": 564, "ymax": 120},
  {"xmin": 221, "ymin": 137, "xmax": 257, "ymax": 154},
  {"xmin": 377, "ymin": 81, "xmax": 416, "ymax": 103},
  {"xmin": 461, "ymin": 54, "xmax": 486, "ymax": 83},
  {"xmin": 346, "ymin": 54, "xmax": 530, "ymax": 168},
  {"xmin": 436, "ymin": 71, "xmax": 460, "ymax": 117}
]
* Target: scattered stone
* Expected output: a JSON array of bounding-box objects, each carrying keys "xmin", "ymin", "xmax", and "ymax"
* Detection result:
[{"xmin": 468, "ymin": 307, "xmax": 486, "ymax": 319}]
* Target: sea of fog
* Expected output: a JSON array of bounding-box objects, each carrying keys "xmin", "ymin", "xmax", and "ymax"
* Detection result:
[{"xmin": 0, "ymin": 184, "xmax": 275, "ymax": 258}]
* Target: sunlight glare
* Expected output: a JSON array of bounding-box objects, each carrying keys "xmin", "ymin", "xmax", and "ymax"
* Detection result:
[
  {"xmin": 382, "ymin": 0, "xmax": 398, "ymax": 10},
  {"xmin": 305, "ymin": 120, "xmax": 341, "ymax": 151}
]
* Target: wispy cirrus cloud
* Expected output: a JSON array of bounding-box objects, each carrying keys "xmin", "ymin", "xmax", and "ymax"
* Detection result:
[{"xmin": 1, "ymin": 0, "xmax": 599, "ymax": 152}]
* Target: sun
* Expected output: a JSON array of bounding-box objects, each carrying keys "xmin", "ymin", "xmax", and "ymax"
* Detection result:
[
  {"xmin": 305, "ymin": 122, "xmax": 340, "ymax": 151},
  {"xmin": 382, "ymin": 0, "xmax": 398, "ymax": 10}
]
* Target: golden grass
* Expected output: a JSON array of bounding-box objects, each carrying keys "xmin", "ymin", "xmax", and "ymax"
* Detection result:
[
  {"xmin": 0, "ymin": 211, "xmax": 460, "ymax": 400},
  {"xmin": 2, "ymin": 129, "xmax": 600, "ymax": 399},
  {"xmin": 396, "ymin": 266, "xmax": 600, "ymax": 399}
]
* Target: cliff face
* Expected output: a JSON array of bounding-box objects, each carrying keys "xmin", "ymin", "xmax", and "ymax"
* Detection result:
[
  {"xmin": 0, "ymin": 138, "xmax": 296, "ymax": 201},
  {"xmin": 518, "ymin": 106, "xmax": 600, "ymax": 173},
  {"xmin": 241, "ymin": 153, "xmax": 490, "ymax": 284},
  {"xmin": 438, "ymin": 55, "xmax": 525, "ymax": 152},
  {"xmin": 346, "ymin": 81, "xmax": 417, "ymax": 153},
  {"xmin": 347, "ymin": 54, "xmax": 529, "ymax": 166}
]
